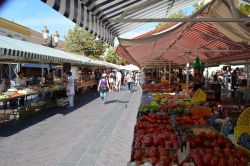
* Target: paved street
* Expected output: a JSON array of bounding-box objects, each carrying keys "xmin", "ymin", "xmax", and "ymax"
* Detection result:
[{"xmin": 0, "ymin": 86, "xmax": 141, "ymax": 166}]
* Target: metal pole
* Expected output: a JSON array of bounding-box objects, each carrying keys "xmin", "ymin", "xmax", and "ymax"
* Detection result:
[
  {"xmin": 206, "ymin": 63, "xmax": 209, "ymax": 86},
  {"xmin": 227, "ymin": 0, "xmax": 239, "ymax": 18},
  {"xmin": 247, "ymin": 60, "xmax": 249, "ymax": 87},
  {"xmin": 8, "ymin": 63, "xmax": 11, "ymax": 80},
  {"xmin": 111, "ymin": 18, "xmax": 250, "ymax": 23},
  {"xmin": 159, "ymin": 65, "xmax": 161, "ymax": 77},
  {"xmin": 164, "ymin": 63, "xmax": 166, "ymax": 80},
  {"xmin": 169, "ymin": 61, "xmax": 171, "ymax": 83},
  {"xmin": 226, "ymin": 63, "xmax": 229, "ymax": 91},
  {"xmin": 186, "ymin": 62, "xmax": 189, "ymax": 98},
  {"xmin": 42, "ymin": 62, "xmax": 44, "ymax": 82},
  {"xmin": 0, "ymin": 64, "xmax": 2, "ymax": 79}
]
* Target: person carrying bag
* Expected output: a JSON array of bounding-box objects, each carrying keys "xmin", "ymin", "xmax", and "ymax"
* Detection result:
[{"xmin": 97, "ymin": 74, "xmax": 109, "ymax": 104}]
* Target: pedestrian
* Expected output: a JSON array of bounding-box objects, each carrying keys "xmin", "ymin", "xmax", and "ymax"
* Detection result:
[
  {"xmin": 108, "ymin": 72, "xmax": 114, "ymax": 91},
  {"xmin": 231, "ymin": 67, "xmax": 239, "ymax": 97},
  {"xmin": 97, "ymin": 74, "xmax": 109, "ymax": 104},
  {"xmin": 127, "ymin": 71, "xmax": 133, "ymax": 92},
  {"xmin": 66, "ymin": 71, "xmax": 75, "ymax": 108},
  {"xmin": 115, "ymin": 70, "xmax": 122, "ymax": 91}
]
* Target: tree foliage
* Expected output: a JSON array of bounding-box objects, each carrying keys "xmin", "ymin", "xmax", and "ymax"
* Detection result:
[
  {"xmin": 155, "ymin": 10, "xmax": 185, "ymax": 29},
  {"xmin": 63, "ymin": 25, "xmax": 108, "ymax": 59},
  {"xmin": 239, "ymin": 3, "xmax": 250, "ymax": 16},
  {"xmin": 192, "ymin": 0, "xmax": 205, "ymax": 14},
  {"xmin": 105, "ymin": 47, "xmax": 127, "ymax": 65}
]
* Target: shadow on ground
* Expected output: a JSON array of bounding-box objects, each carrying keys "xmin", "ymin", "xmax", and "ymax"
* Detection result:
[
  {"xmin": 105, "ymin": 100, "xmax": 129, "ymax": 104},
  {"xmin": 0, "ymin": 89, "xmax": 99, "ymax": 139}
]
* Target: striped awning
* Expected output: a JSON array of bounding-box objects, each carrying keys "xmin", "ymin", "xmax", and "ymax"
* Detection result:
[
  {"xmin": 0, "ymin": 35, "xmax": 120, "ymax": 68},
  {"xmin": 41, "ymin": 0, "xmax": 200, "ymax": 45},
  {"xmin": 116, "ymin": 0, "xmax": 250, "ymax": 66}
]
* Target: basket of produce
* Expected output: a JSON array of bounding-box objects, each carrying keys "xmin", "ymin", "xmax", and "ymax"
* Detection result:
[
  {"xmin": 234, "ymin": 127, "xmax": 250, "ymax": 152},
  {"xmin": 130, "ymin": 148, "xmax": 178, "ymax": 166},
  {"xmin": 190, "ymin": 148, "xmax": 249, "ymax": 166},
  {"xmin": 236, "ymin": 107, "xmax": 250, "ymax": 127},
  {"xmin": 188, "ymin": 107, "xmax": 212, "ymax": 118}
]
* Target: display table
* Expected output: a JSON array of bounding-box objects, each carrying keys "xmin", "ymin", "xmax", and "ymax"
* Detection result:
[
  {"xmin": 76, "ymin": 80, "xmax": 97, "ymax": 93},
  {"xmin": 236, "ymin": 86, "xmax": 250, "ymax": 104}
]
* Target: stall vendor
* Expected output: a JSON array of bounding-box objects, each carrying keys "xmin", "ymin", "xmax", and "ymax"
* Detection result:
[
  {"xmin": 193, "ymin": 57, "xmax": 204, "ymax": 91},
  {"xmin": 15, "ymin": 71, "xmax": 26, "ymax": 87},
  {"xmin": 14, "ymin": 71, "xmax": 26, "ymax": 107},
  {"xmin": 45, "ymin": 70, "xmax": 54, "ymax": 84}
]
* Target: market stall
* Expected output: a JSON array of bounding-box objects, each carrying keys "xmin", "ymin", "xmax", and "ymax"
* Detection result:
[
  {"xmin": 129, "ymin": 82, "xmax": 250, "ymax": 165},
  {"xmin": 0, "ymin": 35, "xmax": 120, "ymax": 123}
]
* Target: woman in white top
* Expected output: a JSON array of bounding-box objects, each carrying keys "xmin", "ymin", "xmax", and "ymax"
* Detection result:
[
  {"xmin": 108, "ymin": 72, "xmax": 114, "ymax": 91},
  {"xmin": 127, "ymin": 71, "xmax": 133, "ymax": 92},
  {"xmin": 15, "ymin": 71, "xmax": 26, "ymax": 87},
  {"xmin": 66, "ymin": 72, "xmax": 75, "ymax": 108}
]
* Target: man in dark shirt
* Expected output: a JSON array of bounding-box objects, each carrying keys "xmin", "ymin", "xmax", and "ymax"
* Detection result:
[
  {"xmin": 45, "ymin": 70, "xmax": 54, "ymax": 84},
  {"xmin": 231, "ymin": 67, "xmax": 239, "ymax": 97}
]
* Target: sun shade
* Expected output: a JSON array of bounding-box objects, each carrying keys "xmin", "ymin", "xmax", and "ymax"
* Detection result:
[
  {"xmin": 41, "ymin": 0, "xmax": 201, "ymax": 45},
  {"xmin": 116, "ymin": 0, "xmax": 250, "ymax": 67}
]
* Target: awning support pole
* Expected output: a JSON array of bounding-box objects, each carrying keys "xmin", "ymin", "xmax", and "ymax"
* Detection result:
[
  {"xmin": 111, "ymin": 18, "xmax": 250, "ymax": 23},
  {"xmin": 247, "ymin": 60, "xmax": 249, "ymax": 87},
  {"xmin": 164, "ymin": 63, "xmax": 166, "ymax": 80},
  {"xmin": 185, "ymin": 54, "xmax": 190, "ymax": 98},
  {"xmin": 206, "ymin": 63, "xmax": 209, "ymax": 86},
  {"xmin": 169, "ymin": 61, "xmax": 171, "ymax": 83},
  {"xmin": 8, "ymin": 63, "xmax": 11, "ymax": 80},
  {"xmin": 227, "ymin": 0, "xmax": 239, "ymax": 18},
  {"xmin": 42, "ymin": 62, "xmax": 44, "ymax": 82},
  {"xmin": 226, "ymin": 63, "xmax": 229, "ymax": 91}
]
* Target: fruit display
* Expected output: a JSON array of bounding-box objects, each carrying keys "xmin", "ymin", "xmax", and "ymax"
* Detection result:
[
  {"xmin": 190, "ymin": 148, "xmax": 249, "ymax": 166},
  {"xmin": 189, "ymin": 131, "xmax": 234, "ymax": 149},
  {"xmin": 142, "ymin": 84, "xmax": 170, "ymax": 92},
  {"xmin": 131, "ymin": 148, "xmax": 178, "ymax": 166},
  {"xmin": 9, "ymin": 92, "xmax": 22, "ymax": 98},
  {"xmin": 176, "ymin": 116, "xmax": 208, "ymax": 125},
  {"xmin": 0, "ymin": 94, "xmax": 9, "ymax": 100},
  {"xmin": 130, "ymin": 88, "xmax": 250, "ymax": 166}
]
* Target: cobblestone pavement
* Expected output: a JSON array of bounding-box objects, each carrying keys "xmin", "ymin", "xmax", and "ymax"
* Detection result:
[{"xmin": 0, "ymin": 86, "xmax": 141, "ymax": 166}]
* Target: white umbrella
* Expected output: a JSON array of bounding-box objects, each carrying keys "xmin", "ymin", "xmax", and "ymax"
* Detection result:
[{"xmin": 120, "ymin": 64, "xmax": 140, "ymax": 71}]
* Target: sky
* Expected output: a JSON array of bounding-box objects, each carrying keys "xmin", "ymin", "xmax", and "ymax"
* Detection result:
[{"xmin": 0, "ymin": 0, "xmax": 194, "ymax": 46}]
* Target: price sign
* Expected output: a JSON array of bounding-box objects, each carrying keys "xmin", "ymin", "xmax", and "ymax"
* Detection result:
[{"xmin": 177, "ymin": 141, "xmax": 190, "ymax": 164}]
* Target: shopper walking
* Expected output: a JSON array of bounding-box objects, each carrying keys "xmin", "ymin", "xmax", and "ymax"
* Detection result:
[
  {"xmin": 98, "ymin": 74, "xmax": 109, "ymax": 104},
  {"xmin": 108, "ymin": 72, "xmax": 114, "ymax": 91},
  {"xmin": 115, "ymin": 70, "xmax": 122, "ymax": 91},
  {"xmin": 66, "ymin": 72, "xmax": 75, "ymax": 108},
  {"xmin": 127, "ymin": 71, "xmax": 133, "ymax": 92}
]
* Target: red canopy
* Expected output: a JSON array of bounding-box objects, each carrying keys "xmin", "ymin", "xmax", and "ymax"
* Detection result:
[{"xmin": 116, "ymin": 0, "xmax": 250, "ymax": 67}]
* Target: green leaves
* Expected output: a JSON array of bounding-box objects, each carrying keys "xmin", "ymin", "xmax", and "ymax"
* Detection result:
[
  {"xmin": 105, "ymin": 47, "xmax": 127, "ymax": 65},
  {"xmin": 63, "ymin": 25, "xmax": 108, "ymax": 59},
  {"xmin": 239, "ymin": 4, "xmax": 250, "ymax": 16}
]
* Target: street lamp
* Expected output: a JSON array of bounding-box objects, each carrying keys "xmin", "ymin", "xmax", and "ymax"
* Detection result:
[{"xmin": 42, "ymin": 26, "xmax": 60, "ymax": 48}]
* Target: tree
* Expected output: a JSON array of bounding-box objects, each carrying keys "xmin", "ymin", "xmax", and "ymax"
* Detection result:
[
  {"xmin": 192, "ymin": 0, "xmax": 205, "ymax": 14},
  {"xmin": 105, "ymin": 47, "xmax": 127, "ymax": 65},
  {"xmin": 155, "ymin": 10, "xmax": 185, "ymax": 29},
  {"xmin": 63, "ymin": 25, "xmax": 108, "ymax": 59},
  {"xmin": 239, "ymin": 3, "xmax": 250, "ymax": 16}
]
